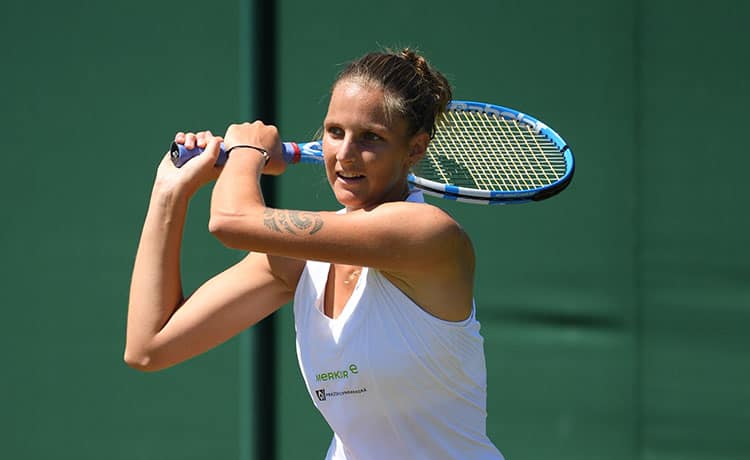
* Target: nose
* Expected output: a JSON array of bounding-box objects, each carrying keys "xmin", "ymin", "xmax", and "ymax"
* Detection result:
[{"xmin": 335, "ymin": 136, "xmax": 358, "ymax": 163}]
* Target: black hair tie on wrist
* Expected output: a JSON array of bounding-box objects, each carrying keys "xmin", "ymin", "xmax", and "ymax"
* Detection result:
[{"xmin": 225, "ymin": 144, "xmax": 271, "ymax": 165}]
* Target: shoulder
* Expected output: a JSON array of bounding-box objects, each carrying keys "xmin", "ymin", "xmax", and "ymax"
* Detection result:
[
  {"xmin": 374, "ymin": 202, "xmax": 475, "ymax": 321},
  {"xmin": 367, "ymin": 200, "xmax": 471, "ymax": 246},
  {"xmin": 352, "ymin": 202, "xmax": 475, "ymax": 321},
  {"xmin": 371, "ymin": 200, "xmax": 475, "ymax": 283}
]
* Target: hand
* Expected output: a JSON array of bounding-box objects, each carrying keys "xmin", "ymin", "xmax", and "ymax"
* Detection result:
[
  {"xmin": 223, "ymin": 121, "xmax": 287, "ymax": 176},
  {"xmin": 154, "ymin": 131, "xmax": 223, "ymax": 197}
]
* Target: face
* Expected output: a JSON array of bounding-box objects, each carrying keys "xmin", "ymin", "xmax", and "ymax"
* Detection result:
[{"xmin": 322, "ymin": 80, "xmax": 428, "ymax": 211}]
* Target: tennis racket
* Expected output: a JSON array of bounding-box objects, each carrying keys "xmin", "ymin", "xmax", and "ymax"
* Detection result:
[{"xmin": 170, "ymin": 100, "xmax": 574, "ymax": 205}]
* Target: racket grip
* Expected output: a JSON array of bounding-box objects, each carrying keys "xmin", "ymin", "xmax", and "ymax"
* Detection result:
[{"xmin": 169, "ymin": 142, "xmax": 302, "ymax": 167}]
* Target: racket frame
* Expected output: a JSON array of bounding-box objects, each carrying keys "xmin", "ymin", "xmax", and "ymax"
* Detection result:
[
  {"xmin": 169, "ymin": 100, "xmax": 574, "ymax": 205},
  {"xmin": 409, "ymin": 101, "xmax": 574, "ymax": 204}
]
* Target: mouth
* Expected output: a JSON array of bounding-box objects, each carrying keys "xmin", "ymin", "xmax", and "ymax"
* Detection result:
[{"xmin": 336, "ymin": 171, "xmax": 366, "ymax": 182}]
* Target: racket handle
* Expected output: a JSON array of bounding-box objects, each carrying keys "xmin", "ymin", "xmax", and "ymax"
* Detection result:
[{"xmin": 169, "ymin": 141, "xmax": 324, "ymax": 167}]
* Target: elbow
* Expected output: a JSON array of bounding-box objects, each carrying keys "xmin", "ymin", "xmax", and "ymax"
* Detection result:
[
  {"xmin": 208, "ymin": 214, "xmax": 227, "ymax": 238},
  {"xmin": 208, "ymin": 214, "xmax": 245, "ymax": 249},
  {"xmin": 123, "ymin": 348, "xmax": 161, "ymax": 373}
]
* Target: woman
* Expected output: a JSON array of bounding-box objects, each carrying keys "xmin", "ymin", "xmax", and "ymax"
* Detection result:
[{"xmin": 125, "ymin": 49, "xmax": 503, "ymax": 459}]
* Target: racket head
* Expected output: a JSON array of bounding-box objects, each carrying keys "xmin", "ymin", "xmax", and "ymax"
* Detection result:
[
  {"xmin": 167, "ymin": 101, "xmax": 574, "ymax": 206},
  {"xmin": 410, "ymin": 101, "xmax": 575, "ymax": 204}
]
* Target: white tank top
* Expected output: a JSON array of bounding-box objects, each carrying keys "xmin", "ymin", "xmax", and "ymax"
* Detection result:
[{"xmin": 293, "ymin": 192, "xmax": 504, "ymax": 460}]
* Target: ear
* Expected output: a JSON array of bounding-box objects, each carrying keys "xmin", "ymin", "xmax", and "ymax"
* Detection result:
[{"xmin": 407, "ymin": 132, "xmax": 430, "ymax": 167}]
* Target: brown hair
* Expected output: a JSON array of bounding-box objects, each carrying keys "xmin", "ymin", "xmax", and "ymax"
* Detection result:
[{"xmin": 334, "ymin": 48, "xmax": 452, "ymax": 138}]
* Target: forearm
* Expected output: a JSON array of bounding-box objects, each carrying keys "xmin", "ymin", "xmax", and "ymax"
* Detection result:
[
  {"xmin": 125, "ymin": 185, "xmax": 189, "ymax": 365},
  {"xmin": 209, "ymin": 148, "xmax": 266, "ymax": 238}
]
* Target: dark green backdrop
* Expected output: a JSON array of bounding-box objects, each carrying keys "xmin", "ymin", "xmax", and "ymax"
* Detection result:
[{"xmin": 1, "ymin": 1, "xmax": 747, "ymax": 459}]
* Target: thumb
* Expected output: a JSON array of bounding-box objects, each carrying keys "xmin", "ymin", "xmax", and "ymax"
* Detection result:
[
  {"xmin": 199, "ymin": 137, "xmax": 223, "ymax": 166},
  {"xmin": 183, "ymin": 137, "xmax": 223, "ymax": 172}
]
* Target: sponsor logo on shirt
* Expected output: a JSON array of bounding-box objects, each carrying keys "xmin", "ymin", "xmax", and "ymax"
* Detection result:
[
  {"xmin": 313, "ymin": 363, "xmax": 366, "ymax": 402},
  {"xmin": 315, "ymin": 387, "xmax": 367, "ymax": 402},
  {"xmin": 315, "ymin": 363, "xmax": 359, "ymax": 382}
]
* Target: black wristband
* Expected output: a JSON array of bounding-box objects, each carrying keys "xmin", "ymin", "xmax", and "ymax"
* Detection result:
[{"xmin": 225, "ymin": 144, "xmax": 271, "ymax": 165}]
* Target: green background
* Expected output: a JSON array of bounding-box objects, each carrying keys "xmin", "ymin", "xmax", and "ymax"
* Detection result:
[{"xmin": 1, "ymin": 0, "xmax": 748, "ymax": 459}]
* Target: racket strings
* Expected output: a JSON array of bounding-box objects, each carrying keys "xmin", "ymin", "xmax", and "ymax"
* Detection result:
[{"xmin": 415, "ymin": 110, "xmax": 567, "ymax": 192}]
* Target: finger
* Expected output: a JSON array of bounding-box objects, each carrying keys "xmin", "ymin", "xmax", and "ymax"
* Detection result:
[
  {"xmin": 197, "ymin": 130, "xmax": 214, "ymax": 148},
  {"xmin": 174, "ymin": 132, "xmax": 186, "ymax": 144},
  {"xmin": 185, "ymin": 132, "xmax": 197, "ymax": 150}
]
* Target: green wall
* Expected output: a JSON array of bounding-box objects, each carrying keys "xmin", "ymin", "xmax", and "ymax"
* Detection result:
[
  {"xmin": 639, "ymin": 3, "xmax": 750, "ymax": 458},
  {"xmin": 0, "ymin": 1, "xmax": 248, "ymax": 458},
  {"xmin": 1, "ymin": 1, "xmax": 747, "ymax": 459}
]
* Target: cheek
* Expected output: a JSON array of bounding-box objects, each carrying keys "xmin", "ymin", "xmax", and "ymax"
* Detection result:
[
  {"xmin": 322, "ymin": 140, "xmax": 336, "ymax": 179},
  {"xmin": 382, "ymin": 152, "xmax": 411, "ymax": 177},
  {"xmin": 324, "ymin": 158, "xmax": 337, "ymax": 184},
  {"xmin": 371, "ymin": 157, "xmax": 407, "ymax": 190}
]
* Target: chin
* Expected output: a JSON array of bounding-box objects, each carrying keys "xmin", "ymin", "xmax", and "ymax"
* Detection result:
[
  {"xmin": 333, "ymin": 188, "xmax": 370, "ymax": 210},
  {"xmin": 334, "ymin": 193, "xmax": 363, "ymax": 210}
]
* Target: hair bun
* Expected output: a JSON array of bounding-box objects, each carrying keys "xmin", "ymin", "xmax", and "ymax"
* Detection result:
[{"xmin": 399, "ymin": 48, "xmax": 427, "ymax": 73}]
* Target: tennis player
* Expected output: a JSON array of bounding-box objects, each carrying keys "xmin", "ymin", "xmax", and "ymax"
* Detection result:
[{"xmin": 125, "ymin": 49, "xmax": 504, "ymax": 460}]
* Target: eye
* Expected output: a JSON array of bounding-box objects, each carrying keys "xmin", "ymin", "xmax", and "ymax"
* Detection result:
[
  {"xmin": 326, "ymin": 126, "xmax": 344, "ymax": 139},
  {"xmin": 362, "ymin": 131, "xmax": 383, "ymax": 142}
]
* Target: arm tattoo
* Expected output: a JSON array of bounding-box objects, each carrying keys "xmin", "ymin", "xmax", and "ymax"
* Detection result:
[
  {"xmin": 290, "ymin": 210, "xmax": 324, "ymax": 234},
  {"xmin": 263, "ymin": 209, "xmax": 282, "ymax": 233},
  {"xmin": 263, "ymin": 209, "xmax": 324, "ymax": 235}
]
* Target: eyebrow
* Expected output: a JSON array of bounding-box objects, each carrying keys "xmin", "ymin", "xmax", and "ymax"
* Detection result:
[{"xmin": 324, "ymin": 119, "xmax": 390, "ymax": 133}]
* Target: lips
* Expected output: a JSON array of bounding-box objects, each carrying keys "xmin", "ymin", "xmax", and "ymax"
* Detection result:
[{"xmin": 336, "ymin": 171, "xmax": 365, "ymax": 181}]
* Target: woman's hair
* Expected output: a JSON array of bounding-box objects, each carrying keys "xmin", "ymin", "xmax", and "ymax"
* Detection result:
[{"xmin": 334, "ymin": 48, "xmax": 452, "ymax": 138}]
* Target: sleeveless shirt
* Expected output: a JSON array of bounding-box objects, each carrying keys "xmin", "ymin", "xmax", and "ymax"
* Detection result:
[{"xmin": 293, "ymin": 191, "xmax": 504, "ymax": 460}]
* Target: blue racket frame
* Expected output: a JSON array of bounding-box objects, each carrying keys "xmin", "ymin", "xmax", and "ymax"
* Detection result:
[{"xmin": 170, "ymin": 100, "xmax": 574, "ymax": 205}]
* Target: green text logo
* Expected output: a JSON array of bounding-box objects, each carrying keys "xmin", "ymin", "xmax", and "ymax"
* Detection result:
[{"xmin": 315, "ymin": 363, "xmax": 359, "ymax": 382}]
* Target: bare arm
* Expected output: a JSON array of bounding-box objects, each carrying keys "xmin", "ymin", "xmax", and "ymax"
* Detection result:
[
  {"xmin": 124, "ymin": 137, "xmax": 302, "ymax": 372},
  {"xmin": 124, "ymin": 182, "xmax": 188, "ymax": 369}
]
